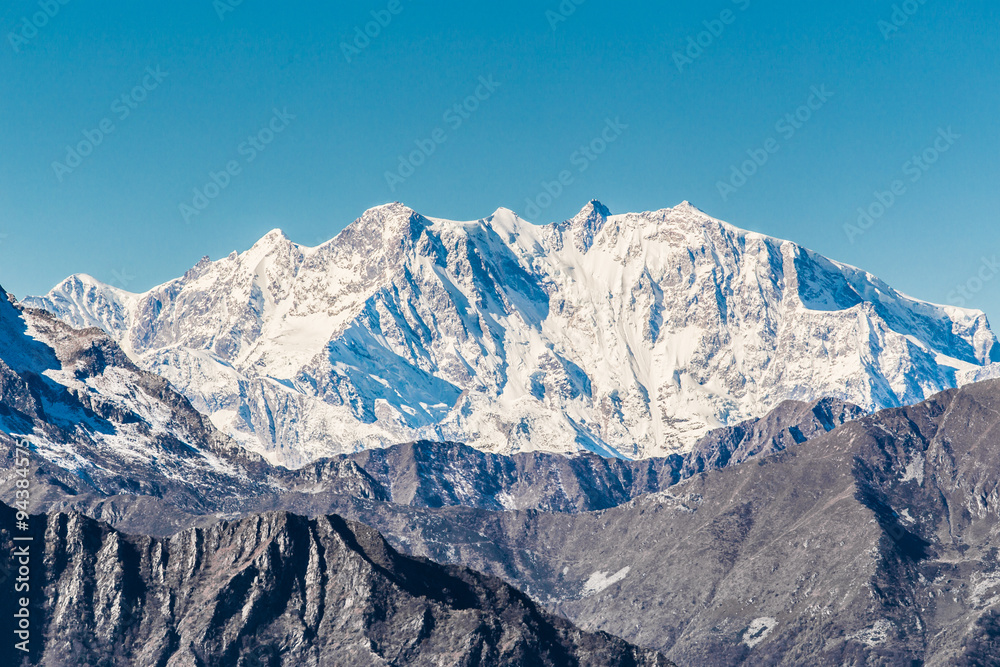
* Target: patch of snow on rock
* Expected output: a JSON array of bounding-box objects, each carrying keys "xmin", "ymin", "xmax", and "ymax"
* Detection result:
[
  {"xmin": 742, "ymin": 617, "xmax": 777, "ymax": 648},
  {"xmin": 900, "ymin": 453, "xmax": 925, "ymax": 485},
  {"xmin": 848, "ymin": 619, "xmax": 895, "ymax": 647},
  {"xmin": 582, "ymin": 567, "xmax": 630, "ymax": 595}
]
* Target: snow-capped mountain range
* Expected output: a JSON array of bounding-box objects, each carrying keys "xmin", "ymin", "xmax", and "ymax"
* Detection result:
[{"xmin": 25, "ymin": 201, "xmax": 1000, "ymax": 467}]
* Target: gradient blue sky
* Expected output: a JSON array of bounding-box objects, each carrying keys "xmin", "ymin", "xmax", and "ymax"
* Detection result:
[{"xmin": 1, "ymin": 1, "xmax": 998, "ymax": 318}]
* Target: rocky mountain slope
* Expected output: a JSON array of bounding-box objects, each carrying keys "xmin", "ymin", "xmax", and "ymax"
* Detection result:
[
  {"xmin": 310, "ymin": 379, "xmax": 1000, "ymax": 665},
  {"xmin": 26, "ymin": 201, "xmax": 1000, "ymax": 466},
  {"xmin": 0, "ymin": 288, "xmax": 274, "ymax": 523},
  {"xmin": 6, "ymin": 280, "xmax": 1000, "ymax": 663},
  {"xmin": 0, "ymin": 504, "xmax": 672, "ymax": 667},
  {"xmin": 1, "ymin": 354, "xmax": 861, "ymax": 534},
  {"xmin": 8, "ymin": 369, "xmax": 1000, "ymax": 664},
  {"xmin": 291, "ymin": 397, "xmax": 865, "ymax": 513},
  {"xmin": 1, "ymin": 282, "xmax": 864, "ymax": 536}
]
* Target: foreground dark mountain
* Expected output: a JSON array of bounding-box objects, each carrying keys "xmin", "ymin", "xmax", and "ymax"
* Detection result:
[
  {"xmin": 309, "ymin": 380, "xmax": 1000, "ymax": 665},
  {"xmin": 0, "ymin": 504, "xmax": 672, "ymax": 667}
]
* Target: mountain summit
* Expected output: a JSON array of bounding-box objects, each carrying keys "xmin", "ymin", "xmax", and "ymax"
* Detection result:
[{"xmin": 25, "ymin": 202, "xmax": 1000, "ymax": 466}]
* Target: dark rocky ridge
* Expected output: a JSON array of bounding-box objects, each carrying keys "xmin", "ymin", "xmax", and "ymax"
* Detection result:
[
  {"xmin": 305, "ymin": 380, "xmax": 1000, "ymax": 665},
  {"xmin": 0, "ymin": 504, "xmax": 672, "ymax": 667},
  {"xmin": 1, "ymin": 396, "xmax": 864, "ymax": 537},
  {"xmin": 294, "ymin": 397, "xmax": 866, "ymax": 513}
]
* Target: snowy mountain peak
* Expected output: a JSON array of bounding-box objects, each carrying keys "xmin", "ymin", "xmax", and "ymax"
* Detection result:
[
  {"xmin": 245, "ymin": 227, "xmax": 299, "ymax": 260},
  {"xmin": 339, "ymin": 202, "xmax": 428, "ymax": 253},
  {"xmin": 49, "ymin": 273, "xmax": 118, "ymax": 294},
  {"xmin": 25, "ymin": 273, "xmax": 134, "ymax": 336},
  {"xmin": 574, "ymin": 199, "xmax": 610, "ymax": 219},
  {"xmin": 182, "ymin": 256, "xmax": 215, "ymax": 282},
  {"xmin": 357, "ymin": 201, "xmax": 422, "ymax": 227},
  {"xmin": 25, "ymin": 201, "xmax": 1000, "ymax": 466},
  {"xmin": 252, "ymin": 228, "xmax": 292, "ymax": 247},
  {"xmin": 489, "ymin": 206, "xmax": 519, "ymax": 219},
  {"xmin": 559, "ymin": 200, "xmax": 611, "ymax": 253}
]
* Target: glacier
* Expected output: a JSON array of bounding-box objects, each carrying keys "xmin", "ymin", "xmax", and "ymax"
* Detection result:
[{"xmin": 24, "ymin": 200, "xmax": 1000, "ymax": 467}]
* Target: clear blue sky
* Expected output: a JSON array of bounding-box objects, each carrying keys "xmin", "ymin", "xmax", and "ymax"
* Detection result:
[{"xmin": 1, "ymin": 1, "xmax": 998, "ymax": 318}]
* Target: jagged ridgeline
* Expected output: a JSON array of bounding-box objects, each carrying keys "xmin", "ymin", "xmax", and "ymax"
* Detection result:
[
  {"xmin": 6, "ymin": 198, "xmax": 1000, "ymax": 665},
  {"xmin": 309, "ymin": 379, "xmax": 1000, "ymax": 666},
  {"xmin": 0, "ymin": 504, "xmax": 673, "ymax": 666},
  {"xmin": 0, "ymin": 285, "xmax": 868, "ymax": 533},
  {"xmin": 25, "ymin": 202, "xmax": 1000, "ymax": 466}
]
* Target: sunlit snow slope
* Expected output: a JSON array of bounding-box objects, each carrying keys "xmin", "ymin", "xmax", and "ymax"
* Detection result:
[{"xmin": 26, "ymin": 201, "xmax": 1000, "ymax": 466}]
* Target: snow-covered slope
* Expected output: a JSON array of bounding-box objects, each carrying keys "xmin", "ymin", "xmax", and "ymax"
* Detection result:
[
  {"xmin": 0, "ymin": 289, "xmax": 269, "ymax": 504},
  {"xmin": 25, "ymin": 201, "xmax": 1000, "ymax": 466}
]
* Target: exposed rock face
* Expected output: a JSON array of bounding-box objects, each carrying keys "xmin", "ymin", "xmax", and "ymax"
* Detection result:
[
  {"xmin": 304, "ymin": 380, "xmax": 1000, "ymax": 665},
  {"xmin": 25, "ymin": 202, "xmax": 999, "ymax": 465},
  {"xmin": 7, "ymin": 279, "xmax": 1000, "ymax": 664},
  {"xmin": 0, "ymin": 282, "xmax": 864, "ymax": 542},
  {"xmin": 0, "ymin": 505, "xmax": 672, "ymax": 667},
  {"xmin": 293, "ymin": 397, "xmax": 866, "ymax": 513},
  {"xmin": 0, "ymin": 286, "xmax": 275, "ymax": 523},
  {"xmin": 678, "ymin": 396, "xmax": 867, "ymax": 476}
]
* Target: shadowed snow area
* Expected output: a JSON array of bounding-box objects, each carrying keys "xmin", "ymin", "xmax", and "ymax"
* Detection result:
[{"xmin": 24, "ymin": 201, "xmax": 1000, "ymax": 467}]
